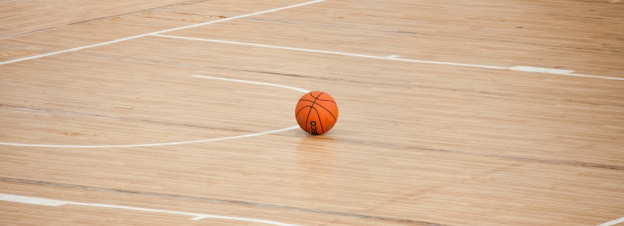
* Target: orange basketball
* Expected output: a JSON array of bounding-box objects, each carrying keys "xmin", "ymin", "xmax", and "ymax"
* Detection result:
[{"xmin": 295, "ymin": 91, "xmax": 339, "ymax": 135}]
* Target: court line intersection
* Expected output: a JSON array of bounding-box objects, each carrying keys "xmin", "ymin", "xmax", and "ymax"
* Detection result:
[{"xmin": 0, "ymin": 0, "xmax": 622, "ymax": 225}]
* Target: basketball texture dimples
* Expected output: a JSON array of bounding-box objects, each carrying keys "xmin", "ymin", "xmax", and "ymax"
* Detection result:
[{"xmin": 295, "ymin": 91, "xmax": 339, "ymax": 135}]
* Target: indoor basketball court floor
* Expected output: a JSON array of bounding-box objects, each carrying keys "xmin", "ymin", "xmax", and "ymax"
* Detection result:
[{"xmin": 1, "ymin": 0, "xmax": 623, "ymax": 225}]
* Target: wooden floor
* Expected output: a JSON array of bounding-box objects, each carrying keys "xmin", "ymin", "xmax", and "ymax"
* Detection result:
[{"xmin": 1, "ymin": 0, "xmax": 623, "ymax": 225}]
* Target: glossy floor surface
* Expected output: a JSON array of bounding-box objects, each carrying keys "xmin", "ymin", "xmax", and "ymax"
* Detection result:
[{"xmin": 1, "ymin": 0, "xmax": 623, "ymax": 225}]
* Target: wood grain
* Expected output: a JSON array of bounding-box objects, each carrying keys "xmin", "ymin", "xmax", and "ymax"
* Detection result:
[{"xmin": 1, "ymin": 0, "xmax": 623, "ymax": 225}]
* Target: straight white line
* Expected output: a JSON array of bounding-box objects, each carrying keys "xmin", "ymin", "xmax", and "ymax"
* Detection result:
[
  {"xmin": 151, "ymin": 34, "xmax": 507, "ymax": 70},
  {"xmin": 599, "ymin": 217, "xmax": 624, "ymax": 226},
  {"xmin": 154, "ymin": 0, "xmax": 325, "ymax": 35},
  {"xmin": 509, "ymin": 66, "xmax": 624, "ymax": 81},
  {"xmin": 0, "ymin": 0, "xmax": 326, "ymax": 66},
  {"xmin": 568, "ymin": 73, "xmax": 624, "ymax": 81},
  {"xmin": 0, "ymin": 193, "xmax": 298, "ymax": 226},
  {"xmin": 392, "ymin": 56, "xmax": 507, "ymax": 70},
  {"xmin": 152, "ymin": 34, "xmax": 624, "ymax": 81},
  {"xmin": 508, "ymin": 66, "xmax": 575, "ymax": 75}
]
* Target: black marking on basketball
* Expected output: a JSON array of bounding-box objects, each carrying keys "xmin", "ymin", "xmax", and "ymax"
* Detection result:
[
  {"xmin": 310, "ymin": 93, "xmax": 337, "ymax": 121},
  {"xmin": 312, "ymin": 101, "xmax": 336, "ymax": 121},
  {"xmin": 0, "ymin": 177, "xmax": 451, "ymax": 226},
  {"xmin": 316, "ymin": 98, "xmax": 336, "ymax": 103},
  {"xmin": 295, "ymin": 105, "xmax": 312, "ymax": 117},
  {"xmin": 309, "ymin": 116, "xmax": 319, "ymax": 135},
  {"xmin": 298, "ymin": 99, "xmax": 314, "ymax": 103},
  {"xmin": 312, "ymin": 107, "xmax": 325, "ymax": 134},
  {"xmin": 305, "ymin": 92, "xmax": 324, "ymax": 132}
]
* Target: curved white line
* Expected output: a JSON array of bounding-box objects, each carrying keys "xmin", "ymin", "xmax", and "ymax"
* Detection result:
[
  {"xmin": 0, "ymin": 193, "xmax": 298, "ymax": 226},
  {"xmin": 191, "ymin": 75, "xmax": 310, "ymax": 93},
  {"xmin": 0, "ymin": 76, "xmax": 309, "ymax": 148}
]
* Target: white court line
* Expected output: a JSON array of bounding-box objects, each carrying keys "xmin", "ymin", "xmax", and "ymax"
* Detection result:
[
  {"xmin": 508, "ymin": 66, "xmax": 623, "ymax": 81},
  {"xmin": 0, "ymin": 0, "xmax": 326, "ymax": 66},
  {"xmin": 152, "ymin": 34, "xmax": 505, "ymax": 70},
  {"xmin": 0, "ymin": 126, "xmax": 300, "ymax": 148},
  {"xmin": 151, "ymin": 34, "xmax": 624, "ymax": 81},
  {"xmin": 0, "ymin": 76, "xmax": 309, "ymax": 148},
  {"xmin": 599, "ymin": 217, "xmax": 624, "ymax": 226},
  {"xmin": 0, "ymin": 193, "xmax": 298, "ymax": 226},
  {"xmin": 0, "ymin": 1, "xmax": 321, "ymax": 148},
  {"xmin": 191, "ymin": 75, "xmax": 310, "ymax": 93}
]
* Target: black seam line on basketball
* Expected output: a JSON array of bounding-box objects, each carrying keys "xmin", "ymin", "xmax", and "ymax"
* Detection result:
[
  {"xmin": 312, "ymin": 101, "xmax": 336, "ymax": 121},
  {"xmin": 298, "ymin": 99, "xmax": 314, "ymax": 103},
  {"xmin": 305, "ymin": 92, "xmax": 323, "ymax": 132},
  {"xmin": 273, "ymin": 133, "xmax": 624, "ymax": 172},
  {"xmin": 0, "ymin": 177, "xmax": 450, "ymax": 226},
  {"xmin": 315, "ymin": 99, "xmax": 335, "ymax": 103},
  {"xmin": 312, "ymin": 107, "xmax": 325, "ymax": 134},
  {"xmin": 310, "ymin": 92, "xmax": 337, "ymax": 121},
  {"xmin": 295, "ymin": 105, "xmax": 312, "ymax": 117}
]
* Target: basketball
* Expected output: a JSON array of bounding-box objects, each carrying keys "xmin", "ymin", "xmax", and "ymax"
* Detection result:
[{"xmin": 295, "ymin": 91, "xmax": 339, "ymax": 135}]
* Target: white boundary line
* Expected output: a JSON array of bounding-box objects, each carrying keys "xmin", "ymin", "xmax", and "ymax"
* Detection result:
[
  {"xmin": 191, "ymin": 75, "xmax": 310, "ymax": 93},
  {"xmin": 152, "ymin": 34, "xmax": 506, "ymax": 70},
  {"xmin": 599, "ymin": 217, "xmax": 624, "ymax": 226},
  {"xmin": 0, "ymin": 0, "xmax": 322, "ymax": 148},
  {"xmin": 0, "ymin": 76, "xmax": 309, "ymax": 148},
  {"xmin": 150, "ymin": 34, "xmax": 624, "ymax": 81},
  {"xmin": 0, "ymin": 1, "xmax": 620, "ymax": 223},
  {"xmin": 0, "ymin": 0, "xmax": 326, "ymax": 66},
  {"xmin": 0, "ymin": 193, "xmax": 298, "ymax": 226}
]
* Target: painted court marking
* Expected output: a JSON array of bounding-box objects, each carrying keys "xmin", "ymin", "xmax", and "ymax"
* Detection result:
[
  {"xmin": 0, "ymin": 76, "xmax": 309, "ymax": 148},
  {"xmin": 0, "ymin": 193, "xmax": 298, "ymax": 226},
  {"xmin": 599, "ymin": 217, "xmax": 624, "ymax": 226},
  {"xmin": 151, "ymin": 34, "xmax": 624, "ymax": 81},
  {"xmin": 191, "ymin": 75, "xmax": 310, "ymax": 93},
  {"xmin": 0, "ymin": 0, "xmax": 321, "ymax": 148},
  {"xmin": 0, "ymin": 1, "xmax": 621, "ymax": 225},
  {"xmin": 0, "ymin": 0, "xmax": 326, "ymax": 66}
]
